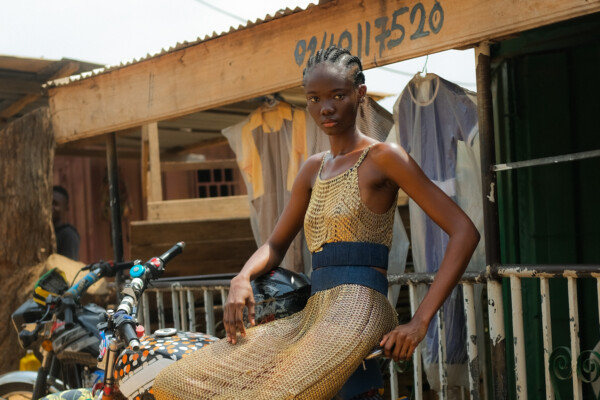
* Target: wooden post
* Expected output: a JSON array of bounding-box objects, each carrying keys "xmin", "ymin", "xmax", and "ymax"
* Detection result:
[
  {"xmin": 141, "ymin": 127, "xmax": 150, "ymax": 219},
  {"xmin": 142, "ymin": 122, "xmax": 162, "ymax": 203},
  {"xmin": 475, "ymin": 42, "xmax": 507, "ymax": 399}
]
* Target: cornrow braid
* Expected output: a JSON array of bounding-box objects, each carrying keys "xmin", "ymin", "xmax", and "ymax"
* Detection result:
[{"xmin": 303, "ymin": 45, "xmax": 365, "ymax": 87}]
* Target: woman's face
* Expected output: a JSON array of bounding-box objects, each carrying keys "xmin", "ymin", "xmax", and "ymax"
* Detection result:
[{"xmin": 304, "ymin": 63, "xmax": 366, "ymax": 137}]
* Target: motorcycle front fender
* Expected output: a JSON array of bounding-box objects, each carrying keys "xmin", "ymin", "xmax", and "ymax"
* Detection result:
[
  {"xmin": 0, "ymin": 370, "xmax": 38, "ymax": 386},
  {"xmin": 0, "ymin": 370, "xmax": 65, "ymax": 393}
]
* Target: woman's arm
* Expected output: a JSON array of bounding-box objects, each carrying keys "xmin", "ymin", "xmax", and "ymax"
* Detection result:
[
  {"xmin": 223, "ymin": 155, "xmax": 321, "ymax": 344},
  {"xmin": 371, "ymin": 143, "xmax": 480, "ymax": 361}
]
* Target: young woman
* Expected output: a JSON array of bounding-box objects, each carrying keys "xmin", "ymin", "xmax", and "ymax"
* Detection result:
[{"xmin": 154, "ymin": 46, "xmax": 480, "ymax": 400}]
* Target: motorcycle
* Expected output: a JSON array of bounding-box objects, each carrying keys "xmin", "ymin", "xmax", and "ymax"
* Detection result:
[
  {"xmin": 33, "ymin": 242, "xmax": 385, "ymax": 400},
  {"xmin": 0, "ymin": 259, "xmax": 134, "ymax": 400},
  {"xmin": 92, "ymin": 242, "xmax": 312, "ymax": 400}
]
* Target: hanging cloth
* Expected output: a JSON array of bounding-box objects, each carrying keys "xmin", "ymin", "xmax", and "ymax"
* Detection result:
[
  {"xmin": 390, "ymin": 73, "xmax": 485, "ymax": 392},
  {"xmin": 223, "ymin": 101, "xmax": 307, "ymax": 272}
]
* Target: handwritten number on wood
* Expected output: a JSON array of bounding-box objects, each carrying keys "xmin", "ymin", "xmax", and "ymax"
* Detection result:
[
  {"xmin": 429, "ymin": 1, "xmax": 444, "ymax": 34},
  {"xmin": 388, "ymin": 7, "xmax": 409, "ymax": 49},
  {"xmin": 374, "ymin": 16, "xmax": 391, "ymax": 57},
  {"xmin": 410, "ymin": 3, "xmax": 430, "ymax": 39},
  {"xmin": 294, "ymin": 2, "xmax": 444, "ymax": 67}
]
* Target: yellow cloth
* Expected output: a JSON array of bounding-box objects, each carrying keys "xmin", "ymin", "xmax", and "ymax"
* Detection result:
[{"xmin": 240, "ymin": 102, "xmax": 307, "ymax": 199}]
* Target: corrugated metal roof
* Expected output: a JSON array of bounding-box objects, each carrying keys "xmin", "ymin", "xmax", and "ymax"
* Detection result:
[{"xmin": 45, "ymin": 3, "xmax": 316, "ymax": 89}]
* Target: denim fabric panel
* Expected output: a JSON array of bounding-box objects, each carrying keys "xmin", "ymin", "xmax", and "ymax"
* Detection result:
[
  {"xmin": 312, "ymin": 242, "xmax": 389, "ymax": 270},
  {"xmin": 310, "ymin": 266, "xmax": 388, "ymax": 296},
  {"xmin": 338, "ymin": 359, "xmax": 384, "ymax": 399}
]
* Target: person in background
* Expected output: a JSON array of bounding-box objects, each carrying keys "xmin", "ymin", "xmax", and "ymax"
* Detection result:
[{"xmin": 52, "ymin": 185, "xmax": 80, "ymax": 261}]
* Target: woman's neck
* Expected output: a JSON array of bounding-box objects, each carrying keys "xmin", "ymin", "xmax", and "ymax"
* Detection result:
[{"xmin": 328, "ymin": 130, "xmax": 366, "ymax": 158}]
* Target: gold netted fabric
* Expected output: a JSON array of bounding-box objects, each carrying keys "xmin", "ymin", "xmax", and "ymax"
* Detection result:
[
  {"xmin": 153, "ymin": 284, "xmax": 397, "ymax": 400},
  {"xmin": 304, "ymin": 145, "xmax": 396, "ymax": 253}
]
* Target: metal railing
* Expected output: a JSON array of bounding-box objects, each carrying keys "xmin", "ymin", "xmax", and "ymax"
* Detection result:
[{"xmin": 136, "ymin": 265, "xmax": 600, "ymax": 400}]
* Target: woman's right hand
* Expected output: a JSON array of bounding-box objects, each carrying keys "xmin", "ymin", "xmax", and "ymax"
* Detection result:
[{"xmin": 224, "ymin": 275, "xmax": 256, "ymax": 344}]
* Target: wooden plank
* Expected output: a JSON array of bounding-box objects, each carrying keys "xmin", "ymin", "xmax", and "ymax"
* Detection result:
[
  {"xmin": 2, "ymin": 61, "xmax": 79, "ymax": 119},
  {"xmin": 131, "ymin": 238, "xmax": 256, "ymax": 276},
  {"xmin": 132, "ymin": 238, "xmax": 256, "ymax": 262},
  {"xmin": 147, "ymin": 196, "xmax": 250, "ymax": 221},
  {"xmin": 0, "ymin": 93, "xmax": 42, "ymax": 118},
  {"xmin": 140, "ymin": 127, "xmax": 150, "ymax": 216},
  {"xmin": 142, "ymin": 122, "xmax": 163, "ymax": 202},
  {"xmin": 48, "ymin": 0, "xmax": 599, "ymax": 142},
  {"xmin": 0, "ymin": 77, "xmax": 45, "ymax": 94},
  {"xmin": 130, "ymin": 218, "xmax": 254, "ymax": 245},
  {"xmin": 160, "ymin": 158, "xmax": 238, "ymax": 172}
]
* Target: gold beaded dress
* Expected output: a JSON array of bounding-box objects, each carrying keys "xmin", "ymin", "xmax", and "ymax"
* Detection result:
[{"xmin": 153, "ymin": 145, "xmax": 398, "ymax": 400}]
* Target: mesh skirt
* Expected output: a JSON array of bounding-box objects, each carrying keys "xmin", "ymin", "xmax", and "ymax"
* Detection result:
[{"xmin": 153, "ymin": 284, "xmax": 398, "ymax": 400}]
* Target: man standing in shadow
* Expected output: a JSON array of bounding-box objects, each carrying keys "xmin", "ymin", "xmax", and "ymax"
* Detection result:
[{"xmin": 52, "ymin": 185, "xmax": 80, "ymax": 261}]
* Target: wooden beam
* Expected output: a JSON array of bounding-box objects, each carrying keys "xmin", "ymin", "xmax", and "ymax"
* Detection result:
[
  {"xmin": 142, "ymin": 122, "xmax": 163, "ymax": 202},
  {"xmin": 140, "ymin": 127, "xmax": 150, "ymax": 213},
  {"xmin": 1, "ymin": 61, "xmax": 79, "ymax": 119},
  {"xmin": 48, "ymin": 0, "xmax": 599, "ymax": 143},
  {"xmin": 147, "ymin": 196, "xmax": 250, "ymax": 221}
]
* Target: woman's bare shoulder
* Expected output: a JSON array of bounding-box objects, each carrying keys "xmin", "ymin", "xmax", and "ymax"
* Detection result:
[
  {"xmin": 369, "ymin": 142, "xmax": 410, "ymax": 165},
  {"xmin": 295, "ymin": 152, "xmax": 327, "ymax": 185}
]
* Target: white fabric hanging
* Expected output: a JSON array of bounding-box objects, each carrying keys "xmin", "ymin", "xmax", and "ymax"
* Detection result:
[{"xmin": 390, "ymin": 73, "xmax": 486, "ymax": 392}]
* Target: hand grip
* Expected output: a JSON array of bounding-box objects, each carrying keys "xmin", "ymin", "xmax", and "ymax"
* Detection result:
[{"xmin": 159, "ymin": 242, "xmax": 185, "ymax": 264}]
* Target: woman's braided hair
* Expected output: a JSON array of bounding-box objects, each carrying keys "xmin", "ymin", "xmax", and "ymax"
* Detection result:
[{"xmin": 302, "ymin": 46, "xmax": 365, "ymax": 88}]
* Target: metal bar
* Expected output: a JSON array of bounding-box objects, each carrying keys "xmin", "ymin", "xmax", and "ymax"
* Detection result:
[
  {"xmin": 463, "ymin": 283, "xmax": 480, "ymax": 400},
  {"xmin": 567, "ymin": 277, "xmax": 582, "ymax": 399},
  {"xmin": 204, "ymin": 289, "xmax": 216, "ymax": 337},
  {"xmin": 497, "ymin": 265, "xmax": 600, "ymax": 278},
  {"xmin": 487, "ymin": 279, "xmax": 507, "ymax": 400},
  {"xmin": 387, "ymin": 287, "xmax": 399, "ymax": 400},
  {"xmin": 388, "ymin": 271, "xmax": 488, "ymax": 285},
  {"xmin": 540, "ymin": 278, "xmax": 554, "ymax": 400},
  {"xmin": 510, "ymin": 276, "xmax": 527, "ymax": 399},
  {"xmin": 476, "ymin": 41, "xmax": 507, "ymax": 400},
  {"xmin": 409, "ymin": 284, "xmax": 423, "ymax": 400},
  {"xmin": 179, "ymin": 289, "xmax": 187, "ymax": 331},
  {"xmin": 493, "ymin": 149, "xmax": 600, "ymax": 172},
  {"xmin": 597, "ymin": 277, "xmax": 600, "ymax": 326},
  {"xmin": 187, "ymin": 290, "xmax": 196, "ymax": 332},
  {"xmin": 151, "ymin": 280, "xmax": 233, "ymax": 288},
  {"xmin": 142, "ymin": 292, "xmax": 151, "ymax": 334},
  {"xmin": 105, "ymin": 132, "xmax": 124, "ymax": 299},
  {"xmin": 438, "ymin": 304, "xmax": 448, "ymax": 400},
  {"xmin": 475, "ymin": 43, "xmax": 502, "ymax": 270},
  {"xmin": 220, "ymin": 288, "xmax": 228, "ymax": 309},
  {"xmin": 171, "ymin": 284, "xmax": 181, "ymax": 330},
  {"xmin": 157, "ymin": 291, "xmax": 165, "ymax": 329}
]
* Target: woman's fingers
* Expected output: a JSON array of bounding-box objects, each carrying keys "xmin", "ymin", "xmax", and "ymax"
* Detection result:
[
  {"xmin": 247, "ymin": 297, "xmax": 256, "ymax": 326},
  {"xmin": 382, "ymin": 322, "xmax": 425, "ymax": 361}
]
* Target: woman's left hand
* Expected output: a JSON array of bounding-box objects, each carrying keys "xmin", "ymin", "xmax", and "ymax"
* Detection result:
[{"xmin": 379, "ymin": 318, "xmax": 428, "ymax": 362}]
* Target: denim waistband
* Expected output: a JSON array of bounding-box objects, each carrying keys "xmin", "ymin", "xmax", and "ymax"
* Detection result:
[
  {"xmin": 312, "ymin": 242, "xmax": 389, "ymax": 270},
  {"xmin": 310, "ymin": 266, "xmax": 388, "ymax": 296}
]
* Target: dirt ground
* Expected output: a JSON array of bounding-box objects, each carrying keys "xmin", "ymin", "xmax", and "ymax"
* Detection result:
[{"xmin": 0, "ymin": 254, "xmax": 114, "ymax": 374}]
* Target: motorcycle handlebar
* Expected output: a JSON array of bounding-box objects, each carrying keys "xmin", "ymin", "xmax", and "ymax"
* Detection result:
[{"xmin": 159, "ymin": 242, "xmax": 185, "ymax": 265}]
